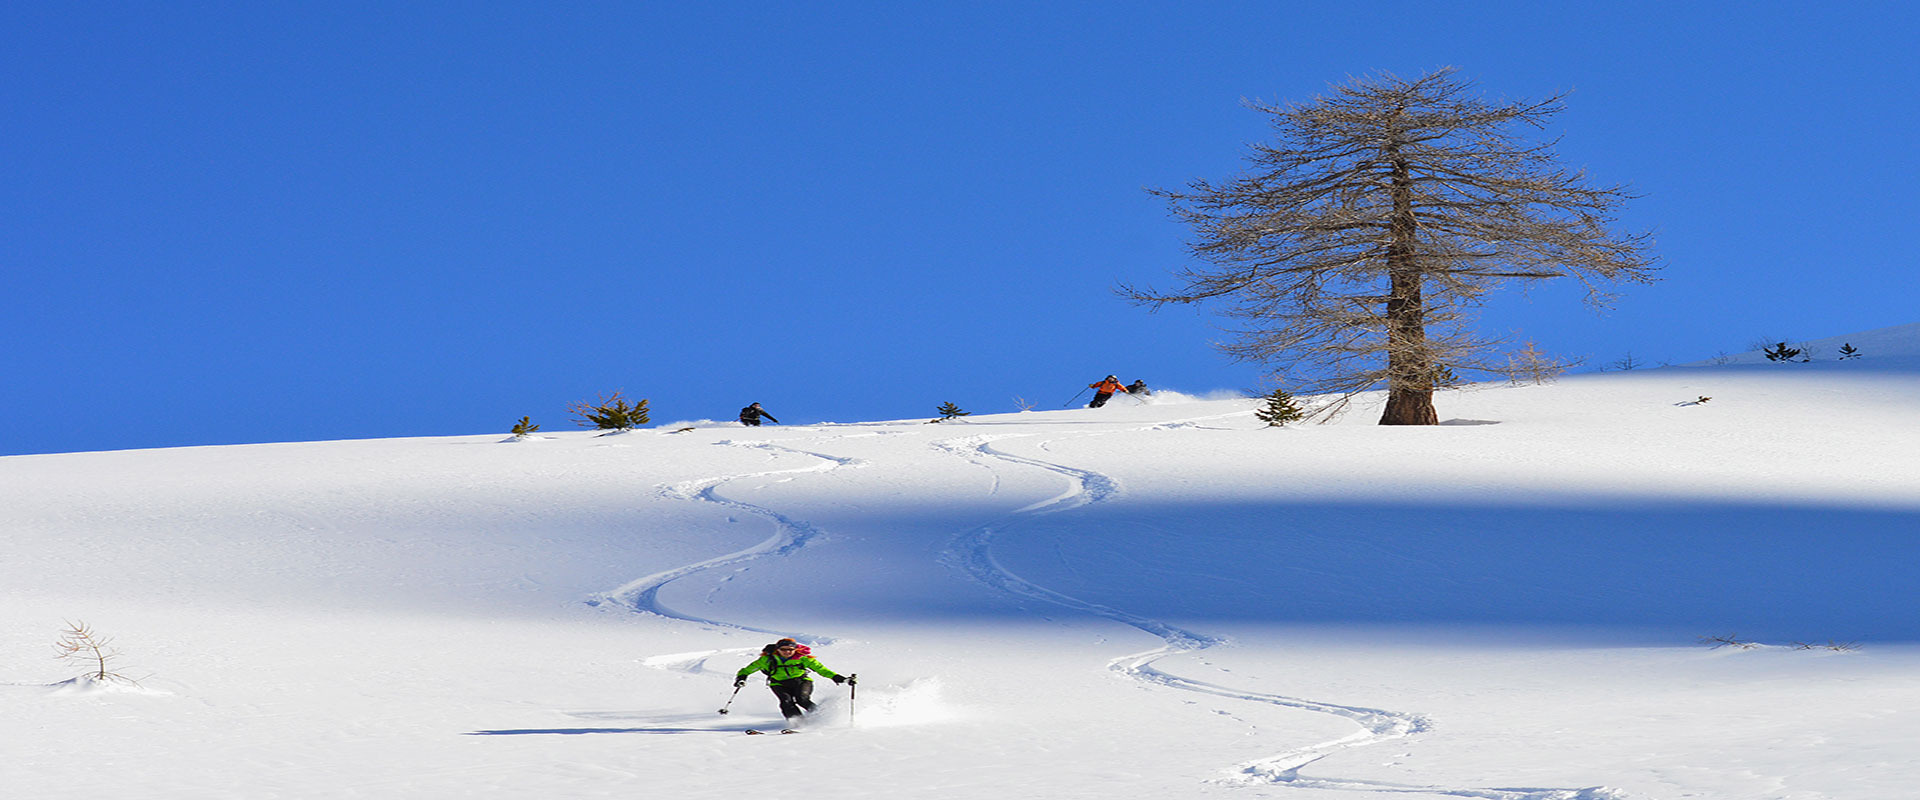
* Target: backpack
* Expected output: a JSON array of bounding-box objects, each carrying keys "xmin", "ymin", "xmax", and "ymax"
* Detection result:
[{"xmin": 761, "ymin": 641, "xmax": 811, "ymax": 660}]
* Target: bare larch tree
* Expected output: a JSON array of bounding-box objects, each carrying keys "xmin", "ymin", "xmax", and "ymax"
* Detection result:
[{"xmin": 1124, "ymin": 68, "xmax": 1659, "ymax": 425}]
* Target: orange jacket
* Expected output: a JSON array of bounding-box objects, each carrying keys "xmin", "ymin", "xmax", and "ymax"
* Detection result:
[{"xmin": 1090, "ymin": 378, "xmax": 1127, "ymax": 394}]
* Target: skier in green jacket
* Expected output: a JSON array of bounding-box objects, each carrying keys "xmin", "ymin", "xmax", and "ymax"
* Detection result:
[{"xmin": 734, "ymin": 638, "xmax": 850, "ymax": 730}]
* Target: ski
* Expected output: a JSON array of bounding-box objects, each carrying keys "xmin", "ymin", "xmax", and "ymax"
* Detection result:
[{"xmin": 744, "ymin": 729, "xmax": 801, "ymax": 735}]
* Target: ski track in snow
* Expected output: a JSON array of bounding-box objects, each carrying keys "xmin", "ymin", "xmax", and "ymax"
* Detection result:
[
  {"xmin": 589, "ymin": 439, "xmax": 865, "ymax": 646},
  {"xmin": 588, "ymin": 421, "xmax": 1620, "ymax": 798},
  {"xmin": 932, "ymin": 427, "xmax": 1623, "ymax": 800}
]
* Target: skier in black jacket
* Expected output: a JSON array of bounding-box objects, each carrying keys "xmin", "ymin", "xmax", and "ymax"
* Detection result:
[{"xmin": 739, "ymin": 403, "xmax": 779, "ymax": 426}]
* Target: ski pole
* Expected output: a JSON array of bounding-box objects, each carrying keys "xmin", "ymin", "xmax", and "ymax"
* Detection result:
[
  {"xmin": 847, "ymin": 674, "xmax": 858, "ymax": 726},
  {"xmin": 1063, "ymin": 387, "xmax": 1090, "ymax": 407},
  {"xmin": 719, "ymin": 682, "xmax": 744, "ymax": 715}
]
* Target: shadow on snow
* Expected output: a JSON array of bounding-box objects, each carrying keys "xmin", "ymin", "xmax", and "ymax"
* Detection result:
[{"xmin": 750, "ymin": 495, "xmax": 1920, "ymax": 644}]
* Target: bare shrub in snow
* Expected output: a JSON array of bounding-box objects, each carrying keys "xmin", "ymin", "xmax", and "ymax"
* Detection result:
[
  {"xmin": 1701, "ymin": 634, "xmax": 1859, "ymax": 652},
  {"xmin": 55, "ymin": 620, "xmax": 138, "ymax": 685},
  {"xmin": 1507, "ymin": 341, "xmax": 1571, "ymax": 385}
]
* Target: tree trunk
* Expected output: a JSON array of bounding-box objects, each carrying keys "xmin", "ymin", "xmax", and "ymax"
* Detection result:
[
  {"xmin": 1380, "ymin": 382, "xmax": 1439, "ymax": 425},
  {"xmin": 1378, "ymin": 144, "xmax": 1439, "ymax": 426},
  {"xmin": 1379, "ymin": 269, "xmax": 1439, "ymax": 425}
]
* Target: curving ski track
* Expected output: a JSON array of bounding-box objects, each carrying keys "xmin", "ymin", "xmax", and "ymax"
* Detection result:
[
  {"xmin": 589, "ymin": 422, "xmax": 1619, "ymax": 798},
  {"xmin": 589, "ymin": 439, "xmax": 864, "ymax": 644},
  {"xmin": 934, "ymin": 430, "xmax": 1622, "ymax": 800}
]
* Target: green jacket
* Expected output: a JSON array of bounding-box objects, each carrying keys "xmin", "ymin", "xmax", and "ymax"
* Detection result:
[{"xmin": 737, "ymin": 652, "xmax": 840, "ymax": 684}]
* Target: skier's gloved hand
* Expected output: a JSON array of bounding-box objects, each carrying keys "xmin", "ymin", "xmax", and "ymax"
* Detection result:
[
  {"xmin": 831, "ymin": 675, "xmax": 847, "ymax": 685},
  {"xmin": 734, "ymin": 676, "xmax": 747, "ymax": 688}
]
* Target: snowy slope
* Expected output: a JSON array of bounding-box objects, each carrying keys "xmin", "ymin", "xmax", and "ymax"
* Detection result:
[{"xmin": 3, "ymin": 324, "xmax": 1918, "ymax": 800}]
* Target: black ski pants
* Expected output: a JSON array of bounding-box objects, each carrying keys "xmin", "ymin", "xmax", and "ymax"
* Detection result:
[
  {"xmin": 768, "ymin": 678, "xmax": 816, "ymax": 722},
  {"xmin": 1089, "ymin": 392, "xmax": 1115, "ymax": 408}
]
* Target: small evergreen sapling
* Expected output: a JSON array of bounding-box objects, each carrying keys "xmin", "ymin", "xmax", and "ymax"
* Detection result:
[
  {"xmin": 569, "ymin": 392, "xmax": 651, "ymax": 431},
  {"xmin": 1763, "ymin": 341, "xmax": 1805, "ymax": 362},
  {"xmin": 1253, "ymin": 389, "xmax": 1305, "ymax": 427},
  {"xmin": 930, "ymin": 402, "xmax": 971, "ymax": 423},
  {"xmin": 510, "ymin": 416, "xmax": 541, "ymax": 438},
  {"xmin": 1838, "ymin": 343, "xmax": 1861, "ymax": 360}
]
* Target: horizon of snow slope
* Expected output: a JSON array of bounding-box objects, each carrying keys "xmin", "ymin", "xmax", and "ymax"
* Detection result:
[{"xmin": 3, "ymin": 323, "xmax": 1918, "ymax": 799}]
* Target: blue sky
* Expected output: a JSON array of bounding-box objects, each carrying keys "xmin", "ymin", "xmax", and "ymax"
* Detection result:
[{"xmin": 5, "ymin": 2, "xmax": 1915, "ymax": 456}]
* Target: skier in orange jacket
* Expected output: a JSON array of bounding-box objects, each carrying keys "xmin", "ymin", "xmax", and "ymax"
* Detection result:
[{"xmin": 1087, "ymin": 375, "xmax": 1129, "ymax": 408}]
